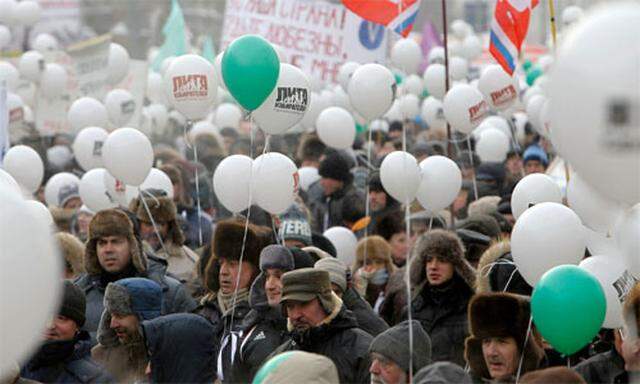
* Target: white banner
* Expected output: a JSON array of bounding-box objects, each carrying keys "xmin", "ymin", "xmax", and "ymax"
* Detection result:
[
  {"xmin": 221, "ymin": 0, "xmax": 388, "ymax": 85},
  {"xmin": 67, "ymin": 34, "xmax": 111, "ymax": 100}
]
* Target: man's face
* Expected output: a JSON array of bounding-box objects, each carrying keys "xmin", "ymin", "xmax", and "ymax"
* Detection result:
[
  {"xmin": 284, "ymin": 239, "xmax": 307, "ymax": 249},
  {"xmin": 265, "ymin": 268, "xmax": 285, "ymax": 307},
  {"xmin": 370, "ymin": 352, "xmax": 408, "ymax": 384},
  {"xmin": 139, "ymin": 221, "xmax": 169, "ymax": 250},
  {"xmin": 620, "ymin": 326, "xmax": 640, "ymax": 372},
  {"xmin": 506, "ymin": 156, "xmax": 523, "ymax": 176},
  {"xmin": 524, "ymin": 160, "xmax": 545, "ymax": 175},
  {"xmin": 482, "ymin": 337, "xmax": 520, "ymax": 381},
  {"xmin": 285, "ymin": 298, "xmax": 327, "ymax": 332},
  {"xmin": 110, "ymin": 313, "xmax": 140, "ymax": 344},
  {"xmin": 389, "ymin": 232, "xmax": 409, "ymax": 266},
  {"xmin": 461, "ymin": 167, "xmax": 475, "ymax": 181},
  {"xmin": 44, "ymin": 315, "xmax": 78, "ymax": 341},
  {"xmin": 330, "ymin": 283, "xmax": 343, "ymax": 298},
  {"xmin": 97, "ymin": 236, "xmax": 132, "ymax": 274},
  {"xmin": 425, "ymin": 257, "xmax": 455, "ymax": 286},
  {"xmin": 410, "ymin": 222, "xmax": 428, "ymax": 244},
  {"xmin": 320, "ymin": 177, "xmax": 343, "ymax": 196},
  {"xmin": 452, "ymin": 189, "xmax": 469, "ymax": 214},
  {"xmin": 219, "ymin": 258, "xmax": 256, "ymax": 295},
  {"xmin": 369, "ymin": 190, "xmax": 388, "ymax": 212},
  {"xmin": 63, "ymin": 197, "xmax": 82, "ymax": 211}
]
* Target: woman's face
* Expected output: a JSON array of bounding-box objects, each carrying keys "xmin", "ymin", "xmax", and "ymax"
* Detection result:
[{"xmin": 389, "ymin": 232, "xmax": 409, "ymax": 265}]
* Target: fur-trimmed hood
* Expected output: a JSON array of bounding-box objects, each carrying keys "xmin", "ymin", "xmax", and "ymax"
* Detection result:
[
  {"xmin": 85, "ymin": 209, "xmax": 147, "ymax": 275},
  {"xmin": 475, "ymin": 240, "xmax": 511, "ymax": 293},
  {"xmin": 409, "ymin": 229, "xmax": 476, "ymax": 290},
  {"xmin": 464, "ymin": 293, "xmax": 545, "ymax": 381},
  {"xmin": 55, "ymin": 232, "xmax": 86, "ymax": 276}
]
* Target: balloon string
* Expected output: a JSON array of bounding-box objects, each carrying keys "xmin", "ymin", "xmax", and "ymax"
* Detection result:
[
  {"xmin": 363, "ymin": 126, "xmax": 373, "ymax": 272},
  {"xmin": 515, "ymin": 316, "xmax": 533, "ymax": 383},
  {"xmin": 181, "ymin": 119, "xmax": 203, "ymax": 246},
  {"xmin": 404, "ymin": 201, "xmax": 414, "ymax": 382},
  {"xmin": 466, "ymin": 136, "xmax": 479, "ymax": 201},
  {"xmin": 138, "ymin": 187, "xmax": 170, "ymax": 259}
]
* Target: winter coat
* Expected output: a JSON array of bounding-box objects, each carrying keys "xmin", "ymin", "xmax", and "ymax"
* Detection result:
[
  {"xmin": 574, "ymin": 349, "xmax": 628, "ymax": 384},
  {"xmin": 309, "ymin": 183, "xmax": 364, "ymax": 232},
  {"xmin": 270, "ymin": 295, "xmax": 373, "ymax": 384},
  {"xmin": 91, "ymin": 341, "xmax": 147, "ymax": 384},
  {"xmin": 342, "ymin": 287, "xmax": 389, "ymax": 336},
  {"xmin": 379, "ymin": 267, "xmax": 409, "ymax": 326},
  {"xmin": 141, "ymin": 313, "xmax": 217, "ymax": 383},
  {"xmin": 475, "ymin": 240, "xmax": 532, "ymax": 296},
  {"xmin": 153, "ymin": 240, "xmax": 199, "ymax": 283},
  {"xmin": 194, "ymin": 294, "xmax": 252, "ymax": 383},
  {"xmin": 75, "ymin": 252, "xmax": 197, "ymax": 341},
  {"xmin": 177, "ymin": 204, "xmax": 213, "ymax": 249},
  {"xmin": 21, "ymin": 332, "xmax": 113, "ymax": 384}
]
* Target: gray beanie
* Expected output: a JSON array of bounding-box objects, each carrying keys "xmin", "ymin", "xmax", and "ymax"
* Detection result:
[
  {"xmin": 314, "ymin": 257, "xmax": 347, "ymax": 293},
  {"xmin": 260, "ymin": 245, "xmax": 295, "ymax": 272},
  {"xmin": 369, "ymin": 320, "xmax": 432, "ymax": 374},
  {"xmin": 414, "ymin": 362, "xmax": 472, "ymax": 384}
]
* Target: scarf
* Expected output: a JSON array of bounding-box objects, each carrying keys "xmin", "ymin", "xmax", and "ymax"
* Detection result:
[{"xmin": 217, "ymin": 288, "xmax": 250, "ymax": 316}]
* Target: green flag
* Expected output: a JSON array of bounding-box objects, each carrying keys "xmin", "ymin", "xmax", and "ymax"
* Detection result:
[
  {"xmin": 152, "ymin": 0, "xmax": 187, "ymax": 72},
  {"xmin": 201, "ymin": 36, "xmax": 216, "ymax": 64}
]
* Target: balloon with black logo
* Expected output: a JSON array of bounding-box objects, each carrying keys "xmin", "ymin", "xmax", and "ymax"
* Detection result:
[
  {"xmin": 254, "ymin": 63, "xmax": 311, "ymax": 135},
  {"xmin": 104, "ymin": 89, "xmax": 135, "ymax": 127},
  {"xmin": 163, "ymin": 54, "xmax": 217, "ymax": 120},
  {"xmin": 73, "ymin": 127, "xmax": 109, "ymax": 171}
]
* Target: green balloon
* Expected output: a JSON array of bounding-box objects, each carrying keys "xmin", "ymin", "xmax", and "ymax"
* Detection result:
[
  {"xmin": 222, "ymin": 35, "xmax": 280, "ymax": 111},
  {"xmin": 356, "ymin": 122, "xmax": 367, "ymax": 134},
  {"xmin": 526, "ymin": 67, "xmax": 543, "ymax": 86},
  {"xmin": 523, "ymin": 59, "xmax": 533, "ymax": 71},
  {"xmin": 531, "ymin": 265, "xmax": 606, "ymax": 355},
  {"xmin": 394, "ymin": 73, "xmax": 404, "ymax": 85}
]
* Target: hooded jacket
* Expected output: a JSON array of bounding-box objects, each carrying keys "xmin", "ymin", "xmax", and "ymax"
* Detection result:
[
  {"xmin": 341, "ymin": 287, "xmax": 389, "ymax": 337},
  {"xmin": 21, "ymin": 331, "xmax": 112, "ymax": 384},
  {"xmin": 141, "ymin": 313, "xmax": 217, "ymax": 383},
  {"xmin": 475, "ymin": 240, "xmax": 532, "ymax": 296},
  {"xmin": 270, "ymin": 294, "xmax": 373, "ymax": 384},
  {"xmin": 309, "ymin": 182, "xmax": 365, "ymax": 232},
  {"xmin": 74, "ymin": 210, "xmax": 197, "ymax": 339}
]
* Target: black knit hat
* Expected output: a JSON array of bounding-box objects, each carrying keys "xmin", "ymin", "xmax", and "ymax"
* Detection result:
[
  {"xmin": 318, "ymin": 151, "xmax": 352, "ymax": 183},
  {"xmin": 59, "ymin": 281, "xmax": 86, "ymax": 327}
]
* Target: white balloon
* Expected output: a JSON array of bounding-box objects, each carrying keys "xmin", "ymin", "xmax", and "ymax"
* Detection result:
[
  {"xmin": 0, "ymin": 0, "xmax": 16, "ymax": 25},
  {"xmin": 146, "ymin": 72, "xmax": 167, "ymax": 104},
  {"xmin": 0, "ymin": 25, "xmax": 10, "ymax": 49},
  {"xmin": 72, "ymin": 127, "xmax": 109, "ymax": 171},
  {"xmin": 160, "ymin": 56, "xmax": 175, "ymax": 76},
  {"xmin": 348, "ymin": 63, "xmax": 395, "ymax": 121},
  {"xmin": 3, "ymin": 145, "xmax": 44, "ymax": 192},
  {"xmin": 417, "ymin": 155, "xmax": 462, "ymax": 213},
  {"xmin": 13, "ymin": 0, "xmax": 40, "ymax": 26},
  {"xmin": 332, "ymin": 85, "xmax": 352, "ymax": 111},
  {"xmin": 383, "ymin": 99, "xmax": 402, "ymax": 122},
  {"xmin": 0, "ymin": 61, "xmax": 19, "ymax": 90},
  {"xmin": 323, "ymin": 226, "xmax": 357, "ymax": 267},
  {"xmin": 478, "ymin": 65, "xmax": 518, "ymax": 111},
  {"xmin": 316, "ymin": 107, "xmax": 355, "ymax": 150},
  {"xmin": 522, "ymin": 85, "xmax": 544, "ymax": 107},
  {"xmin": 423, "ymin": 64, "xmax": 447, "ymax": 100},
  {"xmin": 102, "ymin": 170, "xmax": 135, "ymax": 207},
  {"xmin": 421, "ymin": 97, "xmax": 446, "ymax": 132},
  {"xmin": 511, "ymin": 173, "xmax": 562, "ymax": 220},
  {"xmin": 614, "ymin": 204, "xmax": 640, "ymax": 278},
  {"xmin": 562, "ymin": 5, "xmax": 584, "ymax": 27},
  {"xmin": 213, "ymin": 155, "xmax": 253, "ymax": 213},
  {"xmin": 79, "ymin": 168, "xmax": 117, "ymax": 212},
  {"xmin": 18, "ymin": 50, "xmax": 44, "ymax": 82},
  {"xmin": 214, "ymin": 51, "xmax": 226, "ymax": 90},
  {"xmin": 567, "ymin": 173, "xmax": 624, "ymax": 234},
  {"xmin": 462, "ymin": 34, "xmax": 483, "ymax": 60},
  {"xmin": 338, "ymin": 61, "xmax": 360, "ymax": 92},
  {"xmin": 580, "ymin": 255, "xmax": 631, "ymax": 329},
  {"xmin": 511, "ymin": 202, "xmax": 586, "ymax": 285},
  {"xmin": 443, "ymin": 84, "xmax": 488, "ymax": 134},
  {"xmin": 102, "ymin": 128, "xmax": 153, "ymax": 186},
  {"xmin": 391, "ymin": 38, "xmax": 422, "ymax": 74},
  {"xmin": 254, "ymin": 64, "xmax": 311, "ymax": 135},
  {"xmin": 25, "ymin": 200, "xmax": 53, "ymax": 227},
  {"xmin": 403, "ymin": 74, "xmax": 424, "ymax": 96},
  {"xmin": 44, "ymin": 172, "xmax": 80, "ymax": 207},
  {"xmin": 214, "ymin": 103, "xmax": 242, "ymax": 130},
  {"xmin": 399, "ymin": 94, "xmax": 420, "ymax": 120},
  {"xmin": 449, "ymin": 57, "xmax": 469, "ymax": 81},
  {"xmin": 146, "ymin": 103, "xmax": 168, "ymax": 133},
  {"xmin": 7, "ymin": 92, "xmax": 23, "ymax": 121},
  {"xmin": 427, "ymin": 46, "xmax": 445, "ymax": 65},
  {"xmin": 68, "ymin": 97, "xmax": 109, "ymax": 132},
  {"xmin": 189, "ymin": 120, "xmax": 218, "ymax": 141},
  {"xmin": 128, "ymin": 168, "xmax": 174, "ymax": 200},
  {"xmin": 164, "ymin": 54, "xmax": 217, "ymax": 120},
  {"xmin": 104, "ymin": 89, "xmax": 135, "ymax": 127},
  {"xmin": 0, "ymin": 168, "xmax": 21, "ymax": 196},
  {"xmin": 476, "ymin": 128, "xmax": 510, "ymax": 163},
  {"xmin": 585, "ymin": 228, "xmax": 619, "ymax": 257},
  {"xmin": 298, "ymin": 166, "xmax": 320, "ymax": 192},
  {"xmin": 0, "ymin": 187, "xmax": 61, "ymax": 374},
  {"xmin": 40, "ymin": 63, "xmax": 67, "ymax": 99},
  {"xmin": 251, "ymin": 152, "xmax": 297, "ymax": 214},
  {"xmin": 380, "ymin": 151, "xmax": 421, "ymax": 204},
  {"xmin": 301, "ymin": 91, "xmax": 331, "ymax": 129},
  {"xmin": 32, "ymin": 33, "xmax": 58, "ymax": 53},
  {"xmin": 451, "ymin": 19, "xmax": 472, "ymax": 39},
  {"xmin": 549, "ymin": 3, "xmax": 640, "ymax": 205},
  {"xmin": 525, "ymin": 94, "xmax": 546, "ymax": 135},
  {"xmin": 107, "ymin": 43, "xmax": 130, "ymax": 85}
]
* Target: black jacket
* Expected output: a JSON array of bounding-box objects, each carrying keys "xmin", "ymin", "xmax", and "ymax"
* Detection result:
[
  {"xmin": 142, "ymin": 313, "xmax": 217, "ymax": 383},
  {"xmin": 574, "ymin": 349, "xmax": 629, "ymax": 384},
  {"xmin": 342, "ymin": 287, "xmax": 389, "ymax": 336},
  {"xmin": 408, "ymin": 275, "xmax": 473, "ymax": 367},
  {"xmin": 271, "ymin": 303, "xmax": 373, "ymax": 384},
  {"xmin": 22, "ymin": 332, "xmax": 112, "ymax": 384},
  {"xmin": 309, "ymin": 183, "xmax": 364, "ymax": 232}
]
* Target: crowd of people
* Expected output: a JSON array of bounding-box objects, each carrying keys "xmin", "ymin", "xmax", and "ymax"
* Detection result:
[{"xmin": 3, "ymin": 104, "xmax": 639, "ymax": 384}]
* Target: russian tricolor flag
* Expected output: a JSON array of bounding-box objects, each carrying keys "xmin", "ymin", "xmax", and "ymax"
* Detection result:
[
  {"xmin": 342, "ymin": 0, "xmax": 421, "ymax": 38},
  {"xmin": 490, "ymin": 0, "xmax": 539, "ymax": 75}
]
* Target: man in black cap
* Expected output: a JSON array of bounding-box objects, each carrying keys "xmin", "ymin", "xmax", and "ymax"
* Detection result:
[
  {"xmin": 309, "ymin": 150, "xmax": 364, "ymax": 232},
  {"xmin": 21, "ymin": 281, "xmax": 113, "ymax": 383},
  {"xmin": 271, "ymin": 268, "xmax": 373, "ymax": 383}
]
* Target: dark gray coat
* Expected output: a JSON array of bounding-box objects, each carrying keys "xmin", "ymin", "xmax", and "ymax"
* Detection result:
[
  {"xmin": 342, "ymin": 287, "xmax": 389, "ymax": 336},
  {"xmin": 574, "ymin": 349, "xmax": 628, "ymax": 384}
]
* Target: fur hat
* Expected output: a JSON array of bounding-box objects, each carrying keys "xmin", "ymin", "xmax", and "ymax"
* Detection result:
[
  {"xmin": 456, "ymin": 214, "xmax": 502, "ymax": 240},
  {"xmin": 409, "ymin": 229, "xmax": 476, "ymax": 289},
  {"xmin": 104, "ymin": 277, "xmax": 162, "ymax": 320},
  {"xmin": 85, "ymin": 209, "xmax": 147, "ymax": 275},
  {"xmin": 204, "ymin": 218, "xmax": 272, "ymax": 293},
  {"xmin": 353, "ymin": 235, "xmax": 396, "ymax": 275},
  {"xmin": 464, "ymin": 293, "xmax": 544, "ymax": 381},
  {"xmin": 129, "ymin": 195, "xmax": 185, "ymax": 245},
  {"xmin": 55, "ymin": 232, "xmax": 86, "ymax": 276},
  {"xmin": 520, "ymin": 367, "xmax": 586, "ymax": 383},
  {"xmin": 467, "ymin": 196, "xmax": 501, "ymax": 217}
]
